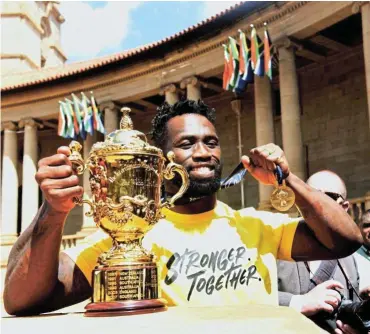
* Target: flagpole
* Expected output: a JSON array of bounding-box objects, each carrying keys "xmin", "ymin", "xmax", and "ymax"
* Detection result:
[{"xmin": 231, "ymin": 99, "xmax": 245, "ymax": 208}]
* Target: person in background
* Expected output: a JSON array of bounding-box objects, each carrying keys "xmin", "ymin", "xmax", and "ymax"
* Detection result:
[
  {"xmin": 277, "ymin": 170, "xmax": 361, "ymax": 334},
  {"xmin": 354, "ymin": 210, "xmax": 370, "ymax": 300}
]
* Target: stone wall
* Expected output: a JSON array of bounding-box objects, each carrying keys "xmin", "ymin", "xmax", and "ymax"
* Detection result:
[
  {"xmin": 1, "ymin": 16, "xmax": 41, "ymax": 74},
  {"xmin": 1, "ymin": 1, "xmax": 66, "ymax": 74},
  {"xmin": 298, "ymin": 50, "xmax": 370, "ymax": 198}
]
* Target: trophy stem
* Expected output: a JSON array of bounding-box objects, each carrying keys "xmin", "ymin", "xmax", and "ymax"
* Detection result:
[{"xmin": 99, "ymin": 237, "xmax": 152, "ymax": 267}]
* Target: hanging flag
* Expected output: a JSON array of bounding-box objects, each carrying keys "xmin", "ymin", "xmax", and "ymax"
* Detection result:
[
  {"xmin": 251, "ymin": 26, "xmax": 264, "ymax": 77},
  {"xmin": 264, "ymin": 23, "xmax": 273, "ymax": 80},
  {"xmin": 65, "ymin": 98, "xmax": 79, "ymax": 137},
  {"xmin": 243, "ymin": 40, "xmax": 254, "ymax": 83},
  {"xmin": 60, "ymin": 101, "xmax": 74, "ymax": 139},
  {"xmin": 86, "ymin": 106, "xmax": 94, "ymax": 135},
  {"xmin": 90, "ymin": 93, "xmax": 106, "ymax": 135},
  {"xmin": 222, "ymin": 44, "xmax": 231, "ymax": 90},
  {"xmin": 66, "ymin": 101, "xmax": 77, "ymax": 139},
  {"xmin": 72, "ymin": 93, "xmax": 86, "ymax": 140},
  {"xmin": 58, "ymin": 102, "xmax": 67, "ymax": 138},
  {"xmin": 228, "ymin": 37, "xmax": 239, "ymax": 90},
  {"xmin": 81, "ymin": 91, "xmax": 91, "ymax": 105},
  {"xmin": 250, "ymin": 25, "xmax": 258, "ymax": 71},
  {"xmin": 81, "ymin": 93, "xmax": 93, "ymax": 136},
  {"xmin": 234, "ymin": 30, "xmax": 254, "ymax": 93}
]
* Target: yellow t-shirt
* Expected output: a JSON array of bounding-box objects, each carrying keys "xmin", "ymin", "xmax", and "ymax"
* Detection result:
[{"xmin": 64, "ymin": 201, "xmax": 299, "ymax": 306}]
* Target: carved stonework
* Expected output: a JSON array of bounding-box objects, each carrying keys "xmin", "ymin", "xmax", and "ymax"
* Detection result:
[
  {"xmin": 100, "ymin": 101, "xmax": 121, "ymax": 112},
  {"xmin": 1, "ymin": 121, "xmax": 17, "ymax": 131},
  {"xmin": 160, "ymin": 84, "xmax": 180, "ymax": 104},
  {"xmin": 180, "ymin": 76, "xmax": 199, "ymax": 89},
  {"xmin": 18, "ymin": 118, "xmax": 43, "ymax": 129},
  {"xmin": 273, "ymin": 37, "xmax": 302, "ymax": 53},
  {"xmin": 351, "ymin": 1, "xmax": 368, "ymax": 14},
  {"xmin": 159, "ymin": 83, "xmax": 178, "ymax": 95}
]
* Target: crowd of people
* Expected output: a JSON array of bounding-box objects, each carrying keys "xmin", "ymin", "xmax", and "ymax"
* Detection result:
[{"xmin": 3, "ymin": 100, "xmax": 369, "ymax": 333}]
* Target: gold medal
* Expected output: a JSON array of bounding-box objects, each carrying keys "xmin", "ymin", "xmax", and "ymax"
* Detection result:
[{"xmin": 270, "ymin": 180, "xmax": 295, "ymax": 212}]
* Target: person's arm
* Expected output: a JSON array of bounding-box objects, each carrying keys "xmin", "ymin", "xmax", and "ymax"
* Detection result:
[
  {"xmin": 242, "ymin": 144, "xmax": 362, "ymax": 261},
  {"xmin": 286, "ymin": 173, "xmax": 361, "ymax": 260},
  {"xmin": 3, "ymin": 147, "xmax": 91, "ymax": 315},
  {"xmin": 278, "ymin": 291, "xmax": 295, "ymax": 306}
]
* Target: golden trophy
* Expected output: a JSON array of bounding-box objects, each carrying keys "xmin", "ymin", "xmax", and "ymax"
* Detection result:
[{"xmin": 68, "ymin": 107, "xmax": 189, "ymax": 316}]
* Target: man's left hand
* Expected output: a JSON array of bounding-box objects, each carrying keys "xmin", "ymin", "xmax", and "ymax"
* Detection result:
[
  {"xmin": 335, "ymin": 320, "xmax": 361, "ymax": 334},
  {"xmin": 242, "ymin": 143, "xmax": 290, "ymax": 185}
]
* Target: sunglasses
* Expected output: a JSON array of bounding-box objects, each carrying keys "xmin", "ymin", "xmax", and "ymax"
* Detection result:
[{"xmin": 324, "ymin": 192, "xmax": 344, "ymax": 201}]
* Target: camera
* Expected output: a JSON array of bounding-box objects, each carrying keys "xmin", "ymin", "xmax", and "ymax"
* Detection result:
[{"xmin": 311, "ymin": 297, "xmax": 370, "ymax": 333}]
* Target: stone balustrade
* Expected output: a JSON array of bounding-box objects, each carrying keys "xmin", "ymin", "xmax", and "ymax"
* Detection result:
[
  {"xmin": 348, "ymin": 194, "xmax": 370, "ymax": 224},
  {"xmin": 61, "ymin": 234, "xmax": 86, "ymax": 251}
]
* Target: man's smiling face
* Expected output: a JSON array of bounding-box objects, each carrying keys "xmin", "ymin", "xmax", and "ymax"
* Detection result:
[
  {"xmin": 360, "ymin": 214, "xmax": 370, "ymax": 248},
  {"xmin": 164, "ymin": 113, "xmax": 222, "ymax": 197}
]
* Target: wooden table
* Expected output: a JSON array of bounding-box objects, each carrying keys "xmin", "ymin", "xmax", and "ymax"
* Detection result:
[{"xmin": 1, "ymin": 302, "xmax": 324, "ymax": 334}]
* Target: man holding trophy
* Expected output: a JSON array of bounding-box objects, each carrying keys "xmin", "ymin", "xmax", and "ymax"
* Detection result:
[{"xmin": 4, "ymin": 100, "xmax": 363, "ymax": 322}]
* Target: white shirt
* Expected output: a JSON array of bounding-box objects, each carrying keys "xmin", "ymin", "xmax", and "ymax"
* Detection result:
[
  {"xmin": 354, "ymin": 246, "xmax": 370, "ymax": 290},
  {"xmin": 308, "ymin": 260, "xmax": 322, "ymax": 278}
]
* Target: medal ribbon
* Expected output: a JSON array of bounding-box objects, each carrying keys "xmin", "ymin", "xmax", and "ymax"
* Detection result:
[
  {"xmin": 163, "ymin": 164, "xmax": 287, "ymax": 206},
  {"xmin": 274, "ymin": 166, "xmax": 283, "ymax": 186}
]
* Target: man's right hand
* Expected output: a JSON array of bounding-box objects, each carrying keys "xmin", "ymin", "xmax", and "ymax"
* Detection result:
[
  {"xmin": 289, "ymin": 280, "xmax": 344, "ymax": 316},
  {"xmin": 35, "ymin": 146, "xmax": 83, "ymax": 213}
]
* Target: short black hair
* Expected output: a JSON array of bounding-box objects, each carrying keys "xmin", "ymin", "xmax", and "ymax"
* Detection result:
[{"xmin": 149, "ymin": 99, "xmax": 216, "ymax": 148}]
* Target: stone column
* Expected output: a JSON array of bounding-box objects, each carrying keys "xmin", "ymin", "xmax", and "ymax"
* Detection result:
[
  {"xmin": 78, "ymin": 133, "xmax": 98, "ymax": 237},
  {"xmin": 101, "ymin": 101, "xmax": 120, "ymax": 137},
  {"xmin": 365, "ymin": 192, "xmax": 370, "ymax": 211},
  {"xmin": 19, "ymin": 118, "xmax": 39, "ymax": 232},
  {"xmin": 360, "ymin": 3, "xmax": 370, "ymax": 129},
  {"xmin": 1, "ymin": 122, "xmax": 19, "ymax": 244},
  {"xmin": 160, "ymin": 84, "xmax": 179, "ymax": 105},
  {"xmin": 254, "ymin": 76, "xmax": 275, "ymax": 210},
  {"xmin": 180, "ymin": 76, "xmax": 201, "ymax": 101},
  {"xmin": 278, "ymin": 41, "xmax": 305, "ymax": 180}
]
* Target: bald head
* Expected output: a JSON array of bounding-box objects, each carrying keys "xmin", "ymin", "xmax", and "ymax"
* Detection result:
[{"xmin": 307, "ymin": 170, "xmax": 347, "ymax": 200}]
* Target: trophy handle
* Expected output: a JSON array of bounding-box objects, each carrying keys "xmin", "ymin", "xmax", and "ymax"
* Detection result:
[
  {"xmin": 161, "ymin": 151, "xmax": 189, "ymax": 208},
  {"xmin": 68, "ymin": 141, "xmax": 94, "ymax": 213},
  {"xmin": 69, "ymin": 141, "xmax": 86, "ymax": 175}
]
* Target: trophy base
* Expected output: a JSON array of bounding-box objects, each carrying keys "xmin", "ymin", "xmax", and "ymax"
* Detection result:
[
  {"xmin": 86, "ymin": 261, "xmax": 166, "ymax": 317},
  {"xmin": 84, "ymin": 298, "xmax": 167, "ymax": 317}
]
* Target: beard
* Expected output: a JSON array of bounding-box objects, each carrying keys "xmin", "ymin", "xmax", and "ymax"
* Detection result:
[{"xmin": 171, "ymin": 161, "xmax": 223, "ymax": 198}]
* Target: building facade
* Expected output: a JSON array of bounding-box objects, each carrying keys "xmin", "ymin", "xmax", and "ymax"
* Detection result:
[
  {"xmin": 1, "ymin": 1, "xmax": 66, "ymax": 74},
  {"xmin": 1, "ymin": 1, "xmax": 370, "ymax": 276}
]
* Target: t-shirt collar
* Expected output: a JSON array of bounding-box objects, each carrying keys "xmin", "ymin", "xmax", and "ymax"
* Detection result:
[{"xmin": 161, "ymin": 200, "xmax": 234, "ymax": 224}]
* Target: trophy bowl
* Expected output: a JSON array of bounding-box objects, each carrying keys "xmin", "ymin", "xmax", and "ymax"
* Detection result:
[{"xmin": 68, "ymin": 107, "xmax": 189, "ymax": 316}]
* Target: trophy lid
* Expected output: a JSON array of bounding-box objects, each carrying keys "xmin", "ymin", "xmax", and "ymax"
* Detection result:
[{"xmin": 90, "ymin": 107, "xmax": 163, "ymax": 157}]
